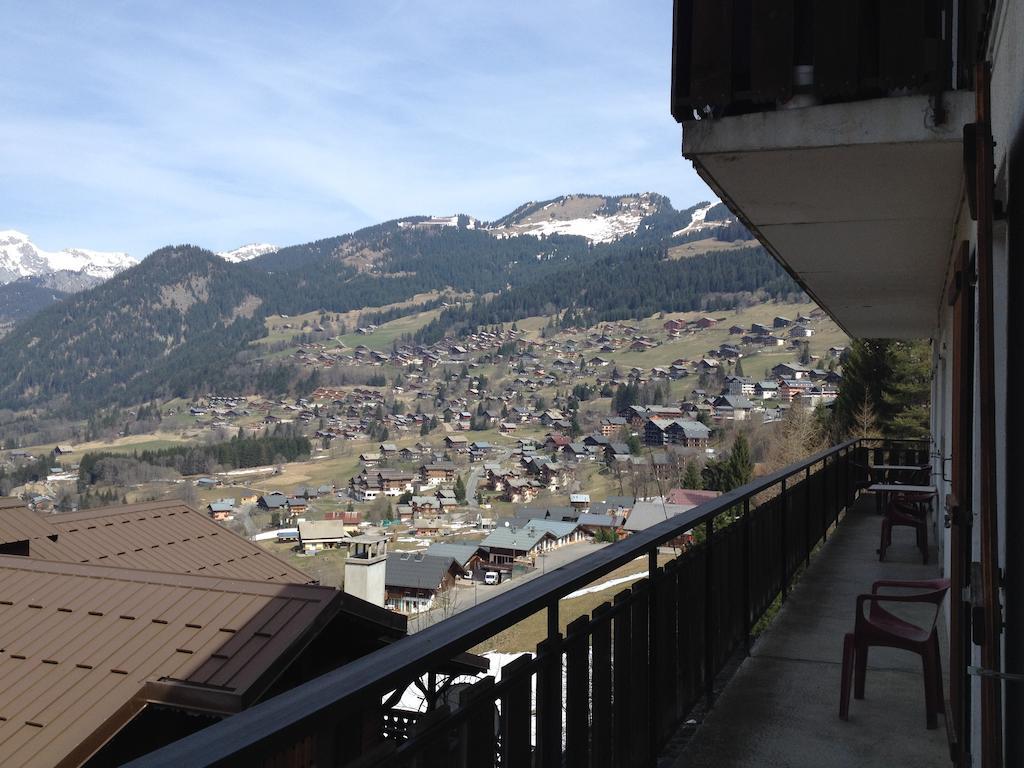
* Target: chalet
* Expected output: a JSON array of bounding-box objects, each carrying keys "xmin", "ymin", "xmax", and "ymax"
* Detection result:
[
  {"xmin": 599, "ymin": 416, "xmax": 627, "ymax": 438},
  {"xmin": 576, "ymin": 512, "xmax": 625, "ymax": 536},
  {"xmin": 569, "ymin": 493, "xmax": 591, "ymax": 511},
  {"xmin": 286, "ymin": 497, "xmax": 308, "ymax": 515},
  {"xmin": 297, "ymin": 520, "xmax": 351, "ymax": 555},
  {"xmin": 662, "ymin": 318, "xmax": 685, "ymax": 332},
  {"xmin": 828, "ymin": 345, "xmax": 847, "ymax": 359},
  {"xmin": 398, "ymin": 447, "xmax": 420, "ymax": 462},
  {"xmin": 481, "ymin": 520, "xmax": 586, "ymax": 565},
  {"xmin": 359, "ymin": 452, "xmax": 382, "ymax": 467},
  {"xmin": 724, "ymin": 375, "xmax": 756, "ymax": 396},
  {"xmin": 377, "ymin": 470, "xmax": 415, "ymax": 496},
  {"xmin": 605, "ymin": 442, "xmax": 632, "ymax": 462},
  {"xmin": 436, "ymin": 488, "xmax": 458, "ymax": 509},
  {"xmin": 421, "ymin": 462, "xmax": 458, "ymax": 487},
  {"xmin": 717, "ymin": 344, "xmax": 741, "ymax": 359},
  {"xmin": 379, "ymin": 443, "xmax": 398, "ymax": 458},
  {"xmin": 712, "ymin": 395, "xmax": 756, "ymax": 421},
  {"xmin": 539, "ymin": 409, "xmax": 566, "ymax": 426},
  {"xmin": 750, "ymin": 322, "xmax": 771, "ymax": 335},
  {"xmin": 257, "ymin": 492, "xmax": 288, "ymax": 511},
  {"xmin": 754, "ymin": 380, "xmax": 780, "ymax": 400},
  {"xmin": 771, "ymin": 362, "xmax": 811, "ymax": 380},
  {"xmin": 695, "ymin": 316, "xmax": 717, "ymax": 328},
  {"xmin": 410, "ymin": 496, "xmax": 440, "ymax": 515},
  {"xmin": 384, "ymin": 553, "xmax": 465, "ymax": 614},
  {"xmin": 469, "ymin": 442, "xmax": 494, "ymax": 460},
  {"xmin": 503, "ymin": 478, "xmax": 541, "ymax": 504},
  {"xmin": 588, "ymin": 356, "xmax": 610, "ymax": 367},
  {"xmin": 52, "ymin": 444, "xmax": 74, "ymax": 457},
  {"xmin": 423, "ymin": 543, "xmax": 488, "ymax": 578},
  {"xmin": 773, "ymin": 316, "xmax": 791, "ymax": 328},
  {"xmin": 562, "ymin": 443, "xmax": 590, "ymax": 462},
  {"xmin": 543, "ymin": 434, "xmax": 571, "ymax": 452},
  {"xmin": 443, "ymin": 435, "xmax": 469, "ymax": 453},
  {"xmin": 789, "ymin": 325, "xmax": 815, "ymax": 338},
  {"xmin": 697, "ymin": 358, "xmax": 720, "ymax": 372},
  {"xmin": 778, "ymin": 379, "xmax": 814, "ymax": 403},
  {"xmin": 207, "ymin": 500, "xmax": 234, "ymax": 521},
  {"xmin": 728, "ymin": 325, "xmax": 744, "ymax": 335},
  {"xmin": 644, "ymin": 418, "xmax": 711, "ymax": 448}
]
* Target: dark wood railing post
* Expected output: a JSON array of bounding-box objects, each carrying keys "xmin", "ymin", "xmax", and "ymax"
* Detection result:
[
  {"xmin": 536, "ymin": 632, "xmax": 563, "ymax": 768},
  {"xmin": 804, "ymin": 467, "xmax": 812, "ymax": 564},
  {"xmin": 565, "ymin": 616, "xmax": 590, "ymax": 768},
  {"xmin": 742, "ymin": 496, "xmax": 751, "ymax": 655},
  {"xmin": 458, "ymin": 677, "xmax": 495, "ymax": 768},
  {"xmin": 648, "ymin": 549, "xmax": 659, "ymax": 766},
  {"xmin": 632, "ymin": 579, "xmax": 651, "ymax": 766},
  {"xmin": 590, "ymin": 604, "xmax": 613, "ymax": 768},
  {"xmin": 780, "ymin": 478, "xmax": 788, "ymax": 603},
  {"xmin": 612, "ymin": 590, "xmax": 632, "ymax": 768},
  {"xmin": 499, "ymin": 656, "xmax": 532, "ymax": 767},
  {"xmin": 704, "ymin": 517, "xmax": 714, "ymax": 708}
]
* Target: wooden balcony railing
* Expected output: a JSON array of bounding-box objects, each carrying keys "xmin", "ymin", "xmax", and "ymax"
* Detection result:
[
  {"xmin": 125, "ymin": 438, "xmax": 929, "ymax": 768},
  {"xmin": 671, "ymin": 0, "xmax": 975, "ymax": 122}
]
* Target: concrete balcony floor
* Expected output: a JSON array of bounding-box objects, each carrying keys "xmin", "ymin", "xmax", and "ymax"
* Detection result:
[{"xmin": 670, "ymin": 494, "xmax": 950, "ymax": 768}]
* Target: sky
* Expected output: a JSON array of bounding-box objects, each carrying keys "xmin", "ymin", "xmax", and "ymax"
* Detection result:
[{"xmin": 1, "ymin": 1, "xmax": 712, "ymax": 257}]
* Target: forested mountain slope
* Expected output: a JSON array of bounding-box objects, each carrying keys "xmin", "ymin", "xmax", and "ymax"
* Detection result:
[{"xmin": 0, "ymin": 195, "xmax": 796, "ymax": 415}]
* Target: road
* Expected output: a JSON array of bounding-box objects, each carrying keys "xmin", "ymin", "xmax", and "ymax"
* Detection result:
[{"xmin": 465, "ymin": 467, "xmax": 482, "ymax": 508}]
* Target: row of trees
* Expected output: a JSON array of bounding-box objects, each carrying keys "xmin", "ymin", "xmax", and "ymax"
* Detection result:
[{"xmin": 78, "ymin": 426, "xmax": 311, "ymax": 486}]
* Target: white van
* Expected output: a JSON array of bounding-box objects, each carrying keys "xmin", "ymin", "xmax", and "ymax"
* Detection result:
[{"xmin": 484, "ymin": 571, "xmax": 500, "ymax": 585}]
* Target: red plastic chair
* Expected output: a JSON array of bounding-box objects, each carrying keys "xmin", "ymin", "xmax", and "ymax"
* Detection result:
[
  {"xmin": 878, "ymin": 494, "xmax": 930, "ymax": 564},
  {"xmin": 839, "ymin": 578, "xmax": 949, "ymax": 728}
]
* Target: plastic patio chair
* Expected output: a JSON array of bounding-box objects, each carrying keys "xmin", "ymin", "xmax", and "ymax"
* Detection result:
[
  {"xmin": 839, "ymin": 578, "xmax": 950, "ymax": 728},
  {"xmin": 878, "ymin": 494, "xmax": 930, "ymax": 564}
]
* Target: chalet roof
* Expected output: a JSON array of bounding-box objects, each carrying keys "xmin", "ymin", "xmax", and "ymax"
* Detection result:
[
  {"xmin": 480, "ymin": 524, "xmax": 554, "ymax": 552},
  {"xmin": 385, "ymin": 553, "xmax": 463, "ymax": 589},
  {"xmin": 1, "ymin": 500, "xmax": 314, "ymax": 583},
  {"xmin": 624, "ymin": 499, "xmax": 697, "ymax": 532},
  {"xmin": 298, "ymin": 520, "xmax": 352, "ymax": 542},
  {"xmin": 0, "ymin": 555, "xmax": 346, "ymax": 768},
  {"xmin": 665, "ymin": 488, "xmax": 722, "ymax": 507},
  {"xmin": 423, "ymin": 542, "xmax": 488, "ymax": 568}
]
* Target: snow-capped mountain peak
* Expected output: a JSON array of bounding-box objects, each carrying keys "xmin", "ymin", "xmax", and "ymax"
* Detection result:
[
  {"xmin": 0, "ymin": 230, "xmax": 136, "ymax": 284},
  {"xmin": 216, "ymin": 243, "xmax": 279, "ymax": 262},
  {"xmin": 486, "ymin": 193, "xmax": 664, "ymax": 244}
]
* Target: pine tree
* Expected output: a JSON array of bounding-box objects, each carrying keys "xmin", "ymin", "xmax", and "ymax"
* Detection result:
[
  {"xmin": 726, "ymin": 434, "xmax": 754, "ymax": 489},
  {"xmin": 454, "ymin": 475, "xmax": 466, "ymax": 503},
  {"xmin": 682, "ymin": 460, "xmax": 704, "ymax": 490}
]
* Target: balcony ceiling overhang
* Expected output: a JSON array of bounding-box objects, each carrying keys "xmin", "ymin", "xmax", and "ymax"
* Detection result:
[{"xmin": 682, "ymin": 93, "xmax": 974, "ymax": 339}]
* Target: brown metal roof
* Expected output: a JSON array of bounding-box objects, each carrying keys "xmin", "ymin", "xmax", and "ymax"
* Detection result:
[
  {"xmin": 0, "ymin": 555, "xmax": 343, "ymax": 768},
  {"xmin": 2, "ymin": 500, "xmax": 315, "ymax": 583}
]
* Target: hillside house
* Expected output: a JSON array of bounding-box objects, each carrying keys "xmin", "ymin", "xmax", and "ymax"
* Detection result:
[
  {"xmin": 712, "ymin": 395, "xmax": 756, "ymax": 421},
  {"xmin": 644, "ymin": 418, "xmax": 711, "ymax": 448},
  {"xmin": 771, "ymin": 362, "xmax": 811, "ymax": 380},
  {"xmin": 384, "ymin": 553, "xmax": 465, "ymax": 614},
  {"xmin": 207, "ymin": 500, "xmax": 234, "ymax": 521},
  {"xmin": 297, "ymin": 520, "xmax": 351, "ymax": 555}
]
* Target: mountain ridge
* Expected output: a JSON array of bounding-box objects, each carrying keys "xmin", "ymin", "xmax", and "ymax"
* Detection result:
[{"xmin": 0, "ymin": 193, "xmax": 792, "ymax": 416}]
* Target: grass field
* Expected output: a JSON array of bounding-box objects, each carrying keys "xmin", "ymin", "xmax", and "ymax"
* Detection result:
[{"xmin": 23, "ymin": 431, "xmax": 195, "ymax": 457}]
